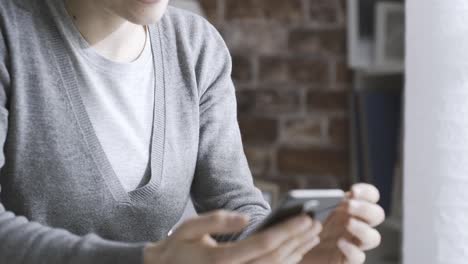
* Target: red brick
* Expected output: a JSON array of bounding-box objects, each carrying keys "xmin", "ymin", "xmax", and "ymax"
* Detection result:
[
  {"xmin": 289, "ymin": 29, "xmax": 346, "ymax": 56},
  {"xmin": 263, "ymin": 175, "xmax": 341, "ymax": 191},
  {"xmin": 239, "ymin": 117, "xmax": 278, "ymax": 144},
  {"xmin": 309, "ymin": 0, "xmax": 342, "ymax": 26},
  {"xmin": 282, "ymin": 117, "xmax": 323, "ymax": 144},
  {"xmin": 289, "ymin": 58, "xmax": 329, "ymax": 84},
  {"xmin": 260, "ymin": 174, "xmax": 340, "ymax": 192},
  {"xmin": 205, "ymin": 0, "xmax": 352, "ymax": 192},
  {"xmin": 329, "ymin": 117, "xmax": 350, "ymax": 148},
  {"xmin": 225, "ymin": 0, "xmax": 304, "ymax": 23},
  {"xmin": 335, "ymin": 60, "xmax": 353, "ymax": 83},
  {"xmin": 232, "ymin": 54, "xmax": 254, "ymax": 82},
  {"xmin": 222, "ymin": 22, "xmax": 287, "ymax": 55},
  {"xmin": 340, "ymin": 0, "xmax": 347, "ymax": 21},
  {"xmin": 304, "ymin": 174, "xmax": 341, "ymax": 189},
  {"xmin": 259, "ymin": 176, "xmax": 308, "ymax": 194},
  {"xmin": 235, "ymin": 83, "xmax": 255, "ymax": 91},
  {"xmin": 237, "ymin": 90, "xmax": 256, "ymax": 114},
  {"xmin": 244, "ymin": 146, "xmax": 271, "ymax": 175},
  {"xmin": 259, "ymin": 56, "xmax": 328, "ymax": 84},
  {"xmin": 263, "ymin": 0, "xmax": 304, "ymax": 23},
  {"xmin": 225, "ymin": 0, "xmax": 263, "ymax": 20},
  {"xmin": 199, "ymin": 0, "xmax": 219, "ymax": 22},
  {"xmin": 307, "ymin": 90, "xmax": 349, "ymax": 111},
  {"xmin": 277, "ymin": 147, "xmax": 349, "ymax": 176},
  {"xmin": 256, "ymin": 89, "xmax": 301, "ymax": 114},
  {"xmin": 237, "ymin": 87, "xmax": 301, "ymax": 115},
  {"xmin": 258, "ymin": 56, "xmax": 289, "ymax": 82}
]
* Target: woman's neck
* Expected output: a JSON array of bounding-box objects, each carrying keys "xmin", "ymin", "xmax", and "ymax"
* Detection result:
[{"xmin": 65, "ymin": 0, "xmax": 147, "ymax": 63}]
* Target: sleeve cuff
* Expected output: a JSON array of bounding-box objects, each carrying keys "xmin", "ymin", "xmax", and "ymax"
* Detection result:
[{"xmin": 71, "ymin": 234, "xmax": 147, "ymax": 264}]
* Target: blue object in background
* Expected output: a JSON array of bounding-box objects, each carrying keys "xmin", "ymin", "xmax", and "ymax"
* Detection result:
[{"xmin": 356, "ymin": 89, "xmax": 402, "ymax": 214}]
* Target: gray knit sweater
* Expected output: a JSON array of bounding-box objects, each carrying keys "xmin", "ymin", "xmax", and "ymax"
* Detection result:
[{"xmin": 0, "ymin": 1, "xmax": 270, "ymax": 263}]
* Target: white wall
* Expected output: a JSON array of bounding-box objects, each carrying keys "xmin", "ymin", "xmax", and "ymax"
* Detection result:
[{"xmin": 405, "ymin": 1, "xmax": 468, "ymax": 263}]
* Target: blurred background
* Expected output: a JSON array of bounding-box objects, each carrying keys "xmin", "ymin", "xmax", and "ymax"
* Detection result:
[
  {"xmin": 200, "ymin": 0, "xmax": 352, "ymax": 191},
  {"xmin": 172, "ymin": 0, "xmax": 405, "ymax": 263}
]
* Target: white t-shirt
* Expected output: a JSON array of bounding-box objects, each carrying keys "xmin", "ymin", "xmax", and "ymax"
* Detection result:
[{"xmin": 47, "ymin": 0, "xmax": 155, "ymax": 191}]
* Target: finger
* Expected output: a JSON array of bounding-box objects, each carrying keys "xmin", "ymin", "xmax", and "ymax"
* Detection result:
[
  {"xmin": 289, "ymin": 236, "xmax": 321, "ymax": 262},
  {"xmin": 337, "ymin": 238, "xmax": 366, "ymax": 264},
  {"xmin": 284, "ymin": 255, "xmax": 303, "ymax": 264},
  {"xmin": 279, "ymin": 249, "xmax": 307, "ymax": 264},
  {"xmin": 347, "ymin": 218, "xmax": 381, "ymax": 251},
  {"xmin": 247, "ymin": 229, "xmax": 320, "ymax": 264},
  {"xmin": 281, "ymin": 227, "xmax": 321, "ymax": 261},
  {"xmin": 351, "ymin": 183, "xmax": 380, "ymax": 203},
  {"xmin": 348, "ymin": 199, "xmax": 386, "ymax": 227},
  {"xmin": 174, "ymin": 210, "xmax": 249, "ymax": 240},
  {"xmin": 224, "ymin": 215, "xmax": 317, "ymax": 263}
]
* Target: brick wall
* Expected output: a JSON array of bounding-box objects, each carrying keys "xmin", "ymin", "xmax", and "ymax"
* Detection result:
[{"xmin": 199, "ymin": 0, "xmax": 352, "ymax": 192}]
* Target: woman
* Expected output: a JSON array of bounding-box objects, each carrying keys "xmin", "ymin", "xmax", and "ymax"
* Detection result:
[{"xmin": 0, "ymin": 0, "xmax": 385, "ymax": 263}]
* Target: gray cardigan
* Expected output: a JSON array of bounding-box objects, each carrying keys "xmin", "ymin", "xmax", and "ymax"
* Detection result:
[{"xmin": 0, "ymin": 0, "xmax": 270, "ymax": 263}]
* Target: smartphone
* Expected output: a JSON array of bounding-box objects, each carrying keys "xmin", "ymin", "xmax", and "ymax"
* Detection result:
[{"xmin": 256, "ymin": 189, "xmax": 345, "ymax": 232}]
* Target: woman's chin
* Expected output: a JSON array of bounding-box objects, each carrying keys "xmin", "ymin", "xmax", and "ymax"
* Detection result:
[
  {"xmin": 131, "ymin": 10, "xmax": 167, "ymax": 25},
  {"xmin": 119, "ymin": 0, "xmax": 169, "ymax": 25}
]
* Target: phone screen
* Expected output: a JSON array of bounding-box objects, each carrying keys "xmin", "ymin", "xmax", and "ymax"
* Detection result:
[{"xmin": 255, "ymin": 189, "xmax": 344, "ymax": 233}]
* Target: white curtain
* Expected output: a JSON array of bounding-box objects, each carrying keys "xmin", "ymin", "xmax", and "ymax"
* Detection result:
[{"xmin": 405, "ymin": 1, "xmax": 468, "ymax": 263}]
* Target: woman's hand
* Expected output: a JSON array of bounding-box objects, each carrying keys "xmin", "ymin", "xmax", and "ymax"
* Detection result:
[
  {"xmin": 144, "ymin": 210, "xmax": 322, "ymax": 264},
  {"xmin": 302, "ymin": 183, "xmax": 386, "ymax": 264}
]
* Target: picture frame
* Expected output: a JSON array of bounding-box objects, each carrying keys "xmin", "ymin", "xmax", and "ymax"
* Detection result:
[{"xmin": 375, "ymin": 2, "xmax": 405, "ymax": 72}]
